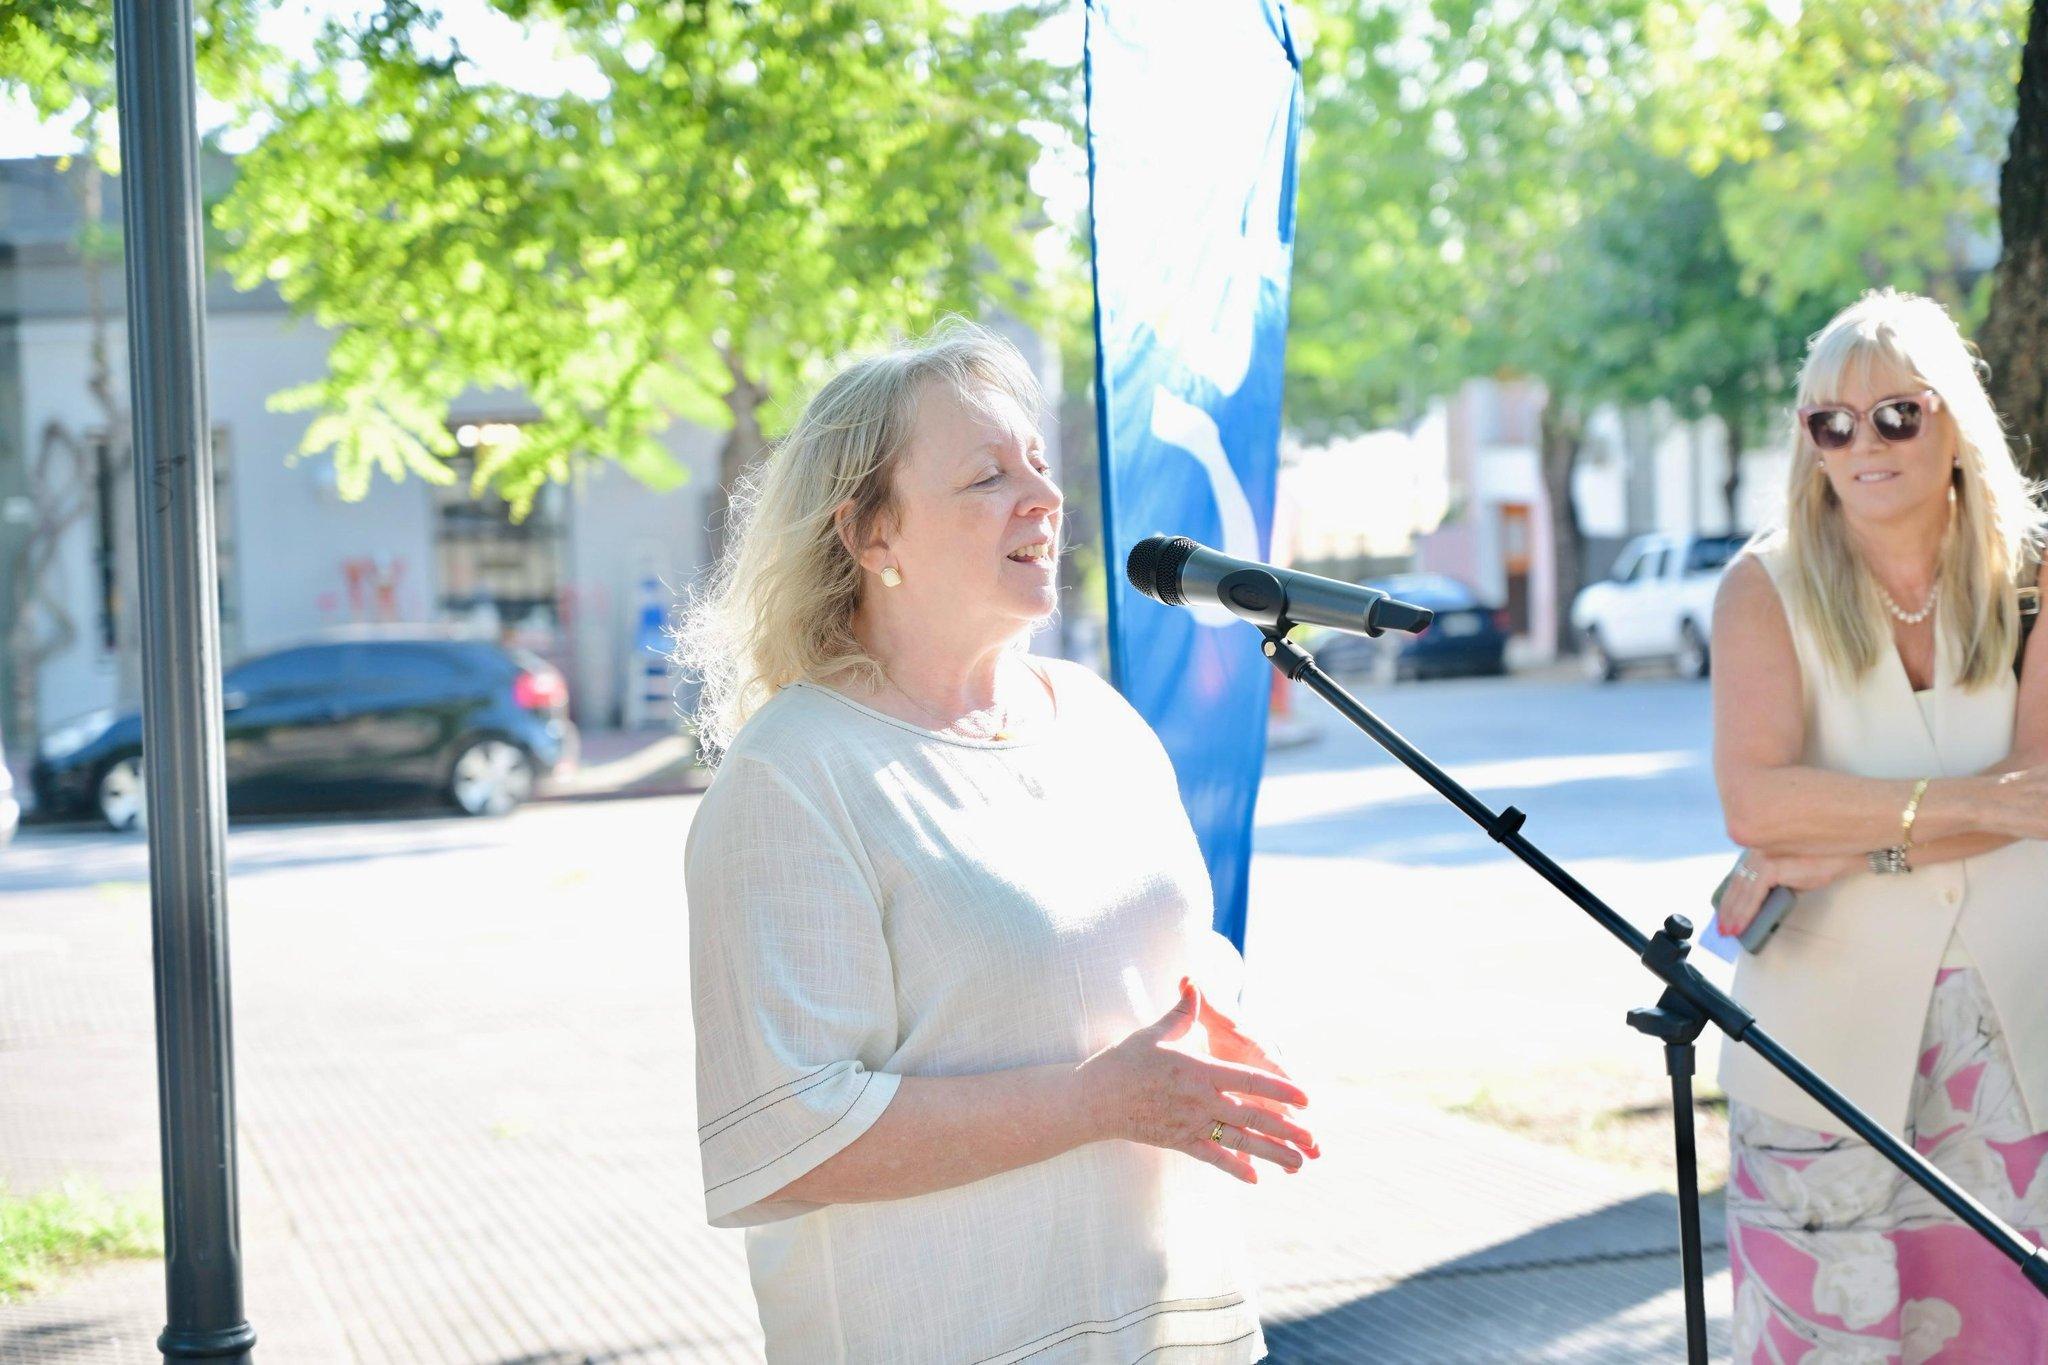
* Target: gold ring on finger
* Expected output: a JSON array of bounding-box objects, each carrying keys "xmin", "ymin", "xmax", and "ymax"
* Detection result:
[{"xmin": 1210, "ymin": 1120, "xmax": 1227, "ymax": 1143}]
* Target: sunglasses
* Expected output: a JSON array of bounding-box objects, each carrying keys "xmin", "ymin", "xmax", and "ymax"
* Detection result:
[{"xmin": 1797, "ymin": 389, "xmax": 1942, "ymax": 451}]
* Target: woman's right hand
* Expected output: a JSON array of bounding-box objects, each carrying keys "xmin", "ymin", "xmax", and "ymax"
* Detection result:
[
  {"xmin": 1077, "ymin": 980, "xmax": 1317, "ymax": 1184},
  {"xmin": 1715, "ymin": 848, "xmax": 1860, "ymax": 938}
]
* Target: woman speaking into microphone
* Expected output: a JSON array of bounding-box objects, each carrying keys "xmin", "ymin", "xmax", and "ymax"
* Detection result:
[{"xmin": 673, "ymin": 320, "xmax": 1317, "ymax": 1363}]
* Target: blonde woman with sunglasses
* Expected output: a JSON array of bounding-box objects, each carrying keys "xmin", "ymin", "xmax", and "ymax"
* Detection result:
[{"xmin": 1710, "ymin": 288, "xmax": 2048, "ymax": 1359}]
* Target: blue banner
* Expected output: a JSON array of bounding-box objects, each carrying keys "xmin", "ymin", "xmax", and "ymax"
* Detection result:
[{"xmin": 1085, "ymin": 0, "xmax": 1304, "ymax": 954}]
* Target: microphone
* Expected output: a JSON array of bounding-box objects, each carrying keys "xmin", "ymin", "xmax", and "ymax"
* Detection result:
[{"xmin": 1125, "ymin": 535, "xmax": 1434, "ymax": 637}]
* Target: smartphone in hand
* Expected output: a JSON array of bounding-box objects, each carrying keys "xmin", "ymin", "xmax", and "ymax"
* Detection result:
[{"xmin": 1710, "ymin": 856, "xmax": 1798, "ymax": 954}]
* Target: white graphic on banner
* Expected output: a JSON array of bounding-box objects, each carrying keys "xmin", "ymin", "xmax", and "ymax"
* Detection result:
[{"xmin": 1148, "ymin": 390, "xmax": 1259, "ymax": 628}]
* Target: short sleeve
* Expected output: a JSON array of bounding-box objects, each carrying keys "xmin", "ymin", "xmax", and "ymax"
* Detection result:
[{"xmin": 685, "ymin": 753, "xmax": 903, "ymax": 1229}]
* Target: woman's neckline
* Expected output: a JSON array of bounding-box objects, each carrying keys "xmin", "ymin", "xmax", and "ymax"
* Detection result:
[{"xmin": 793, "ymin": 656, "xmax": 1060, "ymax": 749}]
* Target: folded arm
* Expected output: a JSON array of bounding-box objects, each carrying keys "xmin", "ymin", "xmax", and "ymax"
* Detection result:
[{"xmin": 1711, "ymin": 555, "xmax": 2048, "ymax": 860}]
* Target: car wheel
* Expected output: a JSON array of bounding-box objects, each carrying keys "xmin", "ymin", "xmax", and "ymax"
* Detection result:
[
  {"xmin": 1676, "ymin": 620, "xmax": 1710, "ymax": 680},
  {"xmin": 98, "ymin": 754, "xmax": 147, "ymax": 833},
  {"xmin": 1582, "ymin": 628, "xmax": 1620, "ymax": 683},
  {"xmin": 447, "ymin": 738, "xmax": 535, "ymax": 817}
]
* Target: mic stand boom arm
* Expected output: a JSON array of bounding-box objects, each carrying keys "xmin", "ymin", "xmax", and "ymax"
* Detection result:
[{"xmin": 1247, "ymin": 611, "xmax": 2048, "ymax": 1362}]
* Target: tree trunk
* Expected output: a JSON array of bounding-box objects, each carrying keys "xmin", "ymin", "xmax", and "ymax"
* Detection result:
[
  {"xmin": 2, "ymin": 421, "xmax": 93, "ymax": 759},
  {"xmin": 1539, "ymin": 397, "xmax": 1586, "ymax": 658},
  {"xmin": 1982, "ymin": 0, "xmax": 2048, "ymax": 482},
  {"xmin": 703, "ymin": 348, "xmax": 767, "ymax": 571},
  {"xmin": 1718, "ymin": 399, "xmax": 1747, "ymax": 532}
]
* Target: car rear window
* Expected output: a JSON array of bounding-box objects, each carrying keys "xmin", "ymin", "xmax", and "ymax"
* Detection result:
[{"xmin": 1686, "ymin": 535, "xmax": 1748, "ymax": 573}]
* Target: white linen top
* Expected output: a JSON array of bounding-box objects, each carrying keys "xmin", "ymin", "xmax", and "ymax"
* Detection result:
[
  {"xmin": 1718, "ymin": 537, "xmax": 2048, "ymax": 1137},
  {"xmin": 685, "ymin": 654, "xmax": 1268, "ymax": 1364}
]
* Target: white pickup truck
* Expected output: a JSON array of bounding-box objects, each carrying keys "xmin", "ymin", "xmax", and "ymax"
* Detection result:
[{"xmin": 1569, "ymin": 532, "xmax": 1749, "ymax": 681}]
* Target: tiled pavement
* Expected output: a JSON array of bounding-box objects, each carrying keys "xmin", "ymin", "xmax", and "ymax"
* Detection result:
[{"xmin": 0, "ymin": 794, "xmax": 1731, "ymax": 1363}]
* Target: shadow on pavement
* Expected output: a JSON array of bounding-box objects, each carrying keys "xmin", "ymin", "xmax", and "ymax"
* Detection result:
[{"xmin": 1262, "ymin": 1190, "xmax": 1730, "ymax": 1364}]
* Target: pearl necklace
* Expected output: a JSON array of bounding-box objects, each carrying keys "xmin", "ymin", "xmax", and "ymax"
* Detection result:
[
  {"xmin": 879, "ymin": 668, "xmax": 1016, "ymax": 742},
  {"xmin": 1877, "ymin": 575, "xmax": 1939, "ymax": 625}
]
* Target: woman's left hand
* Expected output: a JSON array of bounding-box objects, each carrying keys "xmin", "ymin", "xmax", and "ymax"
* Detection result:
[
  {"xmin": 1715, "ymin": 850, "xmax": 1862, "ymax": 938},
  {"xmin": 1180, "ymin": 976, "xmax": 1320, "ymax": 1162}
]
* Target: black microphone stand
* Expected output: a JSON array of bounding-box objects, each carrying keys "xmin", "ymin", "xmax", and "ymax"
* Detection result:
[{"xmin": 1239, "ymin": 610, "xmax": 2048, "ymax": 1364}]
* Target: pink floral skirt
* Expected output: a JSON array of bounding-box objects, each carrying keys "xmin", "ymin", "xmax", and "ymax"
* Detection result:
[{"xmin": 1726, "ymin": 967, "xmax": 2048, "ymax": 1362}]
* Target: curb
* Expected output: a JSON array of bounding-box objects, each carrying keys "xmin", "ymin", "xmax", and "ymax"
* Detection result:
[{"xmin": 533, "ymin": 773, "xmax": 710, "ymax": 804}]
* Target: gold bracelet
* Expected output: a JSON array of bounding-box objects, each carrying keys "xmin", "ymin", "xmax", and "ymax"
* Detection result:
[{"xmin": 1900, "ymin": 777, "xmax": 1930, "ymax": 850}]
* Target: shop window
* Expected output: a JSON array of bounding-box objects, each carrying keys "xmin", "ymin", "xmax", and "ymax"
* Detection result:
[{"xmin": 432, "ymin": 421, "xmax": 567, "ymax": 652}]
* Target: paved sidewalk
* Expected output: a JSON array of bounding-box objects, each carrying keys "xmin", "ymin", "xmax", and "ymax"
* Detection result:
[
  {"xmin": 535, "ymin": 727, "xmax": 709, "ymax": 804},
  {"xmin": 0, "ymin": 794, "xmax": 1731, "ymax": 1363}
]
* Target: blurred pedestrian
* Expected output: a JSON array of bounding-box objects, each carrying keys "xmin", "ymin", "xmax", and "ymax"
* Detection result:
[
  {"xmin": 1711, "ymin": 288, "xmax": 2048, "ymax": 1359},
  {"xmin": 672, "ymin": 320, "xmax": 1315, "ymax": 1363}
]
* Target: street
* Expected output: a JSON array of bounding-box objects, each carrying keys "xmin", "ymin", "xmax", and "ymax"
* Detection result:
[
  {"xmin": 0, "ymin": 670, "xmax": 1739, "ymax": 1362},
  {"xmin": 1252, "ymin": 667, "xmax": 1737, "ymax": 1103}
]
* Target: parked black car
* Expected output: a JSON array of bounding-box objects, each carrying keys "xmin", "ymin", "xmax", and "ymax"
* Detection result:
[
  {"xmin": 30, "ymin": 633, "xmax": 579, "ymax": 831},
  {"xmin": 1303, "ymin": 573, "xmax": 1512, "ymax": 682}
]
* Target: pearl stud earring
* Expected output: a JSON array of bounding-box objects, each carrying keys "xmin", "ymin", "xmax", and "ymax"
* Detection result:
[{"xmin": 880, "ymin": 565, "xmax": 902, "ymax": 588}]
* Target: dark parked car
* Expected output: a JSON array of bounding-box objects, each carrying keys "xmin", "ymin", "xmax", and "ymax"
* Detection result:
[
  {"xmin": 1303, "ymin": 573, "xmax": 1512, "ymax": 682},
  {"xmin": 31, "ymin": 633, "xmax": 579, "ymax": 831}
]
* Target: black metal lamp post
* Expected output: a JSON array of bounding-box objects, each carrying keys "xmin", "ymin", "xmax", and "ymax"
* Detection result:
[{"xmin": 109, "ymin": 0, "xmax": 256, "ymax": 1358}]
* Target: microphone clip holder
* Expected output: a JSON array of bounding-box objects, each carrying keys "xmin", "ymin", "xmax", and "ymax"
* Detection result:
[{"xmin": 1229, "ymin": 573, "xmax": 1385, "ymax": 637}]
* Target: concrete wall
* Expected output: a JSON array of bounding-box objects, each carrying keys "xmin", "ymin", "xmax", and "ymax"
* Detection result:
[{"xmin": 215, "ymin": 314, "xmax": 437, "ymax": 655}]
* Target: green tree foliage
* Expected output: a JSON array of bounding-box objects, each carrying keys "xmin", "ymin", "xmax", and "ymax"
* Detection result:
[
  {"xmin": 0, "ymin": 0, "xmax": 277, "ymax": 145},
  {"xmin": 1287, "ymin": 0, "xmax": 1652, "ymax": 439},
  {"xmin": 208, "ymin": 1, "xmax": 1065, "ymax": 525},
  {"xmin": 1509, "ymin": 136, "xmax": 1831, "ymax": 524},
  {"xmin": 1288, "ymin": 0, "xmax": 1664, "ymax": 649},
  {"xmin": 1641, "ymin": 0, "xmax": 2025, "ymax": 319}
]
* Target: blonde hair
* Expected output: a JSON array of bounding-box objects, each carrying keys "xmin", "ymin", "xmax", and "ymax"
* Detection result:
[
  {"xmin": 670, "ymin": 319, "xmax": 1049, "ymax": 761},
  {"xmin": 1768, "ymin": 288, "xmax": 2046, "ymax": 688}
]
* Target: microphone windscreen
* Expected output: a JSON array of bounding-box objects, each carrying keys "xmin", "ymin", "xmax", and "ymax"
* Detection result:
[{"xmin": 1125, "ymin": 534, "xmax": 1194, "ymax": 605}]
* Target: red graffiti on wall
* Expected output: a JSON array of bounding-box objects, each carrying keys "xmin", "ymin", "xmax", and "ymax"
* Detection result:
[{"xmin": 339, "ymin": 556, "xmax": 408, "ymax": 621}]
